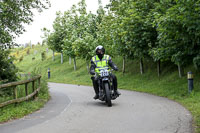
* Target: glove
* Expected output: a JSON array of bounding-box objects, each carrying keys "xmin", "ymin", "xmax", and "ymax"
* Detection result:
[
  {"xmin": 90, "ymin": 70, "xmax": 95, "ymax": 75},
  {"xmin": 113, "ymin": 66, "xmax": 118, "ymax": 71}
]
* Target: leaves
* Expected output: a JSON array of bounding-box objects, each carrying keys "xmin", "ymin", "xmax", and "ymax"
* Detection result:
[
  {"xmin": 0, "ymin": 0, "xmax": 50, "ymax": 83},
  {"xmin": 44, "ymin": 0, "xmax": 200, "ymax": 70},
  {"xmin": 0, "ymin": 0, "xmax": 50, "ymax": 48}
]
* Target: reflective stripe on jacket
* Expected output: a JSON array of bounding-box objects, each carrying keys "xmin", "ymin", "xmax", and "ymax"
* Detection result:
[{"xmin": 92, "ymin": 55, "xmax": 110, "ymax": 73}]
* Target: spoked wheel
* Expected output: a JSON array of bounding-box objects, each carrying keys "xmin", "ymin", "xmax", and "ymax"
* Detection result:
[{"xmin": 104, "ymin": 82, "xmax": 112, "ymax": 107}]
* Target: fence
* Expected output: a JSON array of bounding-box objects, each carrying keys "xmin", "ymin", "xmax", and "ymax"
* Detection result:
[{"xmin": 0, "ymin": 75, "xmax": 41, "ymax": 108}]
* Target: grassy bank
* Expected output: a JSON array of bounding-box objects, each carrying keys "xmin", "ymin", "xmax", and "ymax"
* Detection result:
[
  {"xmin": 0, "ymin": 45, "xmax": 50, "ymax": 123},
  {"xmin": 0, "ymin": 77, "xmax": 49, "ymax": 123},
  {"xmin": 9, "ymin": 45, "xmax": 200, "ymax": 132}
]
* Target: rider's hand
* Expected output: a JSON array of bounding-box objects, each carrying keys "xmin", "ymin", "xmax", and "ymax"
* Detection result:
[
  {"xmin": 113, "ymin": 66, "xmax": 118, "ymax": 71},
  {"xmin": 90, "ymin": 70, "xmax": 95, "ymax": 75}
]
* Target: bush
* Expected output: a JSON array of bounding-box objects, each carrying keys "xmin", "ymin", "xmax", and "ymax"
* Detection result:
[
  {"xmin": 41, "ymin": 51, "xmax": 46, "ymax": 61},
  {"xmin": 193, "ymin": 55, "xmax": 200, "ymax": 70},
  {"xmin": 0, "ymin": 50, "xmax": 18, "ymax": 95},
  {"xmin": 32, "ymin": 57, "xmax": 35, "ymax": 61},
  {"xmin": 19, "ymin": 56, "xmax": 23, "ymax": 62},
  {"xmin": 26, "ymin": 48, "xmax": 30, "ymax": 55}
]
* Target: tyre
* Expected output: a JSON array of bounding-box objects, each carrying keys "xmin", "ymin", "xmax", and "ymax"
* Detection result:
[{"xmin": 104, "ymin": 82, "xmax": 112, "ymax": 107}]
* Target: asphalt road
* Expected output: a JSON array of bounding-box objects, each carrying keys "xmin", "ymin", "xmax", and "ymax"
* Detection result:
[{"xmin": 0, "ymin": 82, "xmax": 193, "ymax": 133}]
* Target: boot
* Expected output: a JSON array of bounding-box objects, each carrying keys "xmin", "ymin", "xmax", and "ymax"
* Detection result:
[
  {"xmin": 93, "ymin": 94, "xmax": 99, "ymax": 99},
  {"xmin": 115, "ymin": 90, "xmax": 121, "ymax": 96},
  {"xmin": 93, "ymin": 81, "xmax": 99, "ymax": 100},
  {"xmin": 91, "ymin": 76, "xmax": 99, "ymax": 99}
]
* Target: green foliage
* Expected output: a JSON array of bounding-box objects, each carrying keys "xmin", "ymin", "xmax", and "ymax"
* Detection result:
[
  {"xmin": 26, "ymin": 48, "xmax": 30, "ymax": 55},
  {"xmin": 0, "ymin": 0, "xmax": 50, "ymax": 97},
  {"xmin": 193, "ymin": 55, "xmax": 200, "ymax": 69},
  {"xmin": 19, "ymin": 56, "xmax": 24, "ymax": 62},
  {"xmin": 151, "ymin": 0, "xmax": 200, "ymax": 68},
  {"xmin": 41, "ymin": 51, "xmax": 46, "ymax": 61},
  {"xmin": 0, "ymin": 50, "xmax": 18, "ymax": 83},
  {"xmin": 42, "ymin": 0, "xmax": 200, "ymax": 70},
  {"xmin": 0, "ymin": 0, "xmax": 50, "ymax": 48},
  {"xmin": 32, "ymin": 57, "xmax": 35, "ymax": 61},
  {"xmin": 44, "ymin": 0, "xmax": 100, "ymax": 61}
]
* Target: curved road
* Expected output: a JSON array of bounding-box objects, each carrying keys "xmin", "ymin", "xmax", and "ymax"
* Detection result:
[{"xmin": 0, "ymin": 83, "xmax": 193, "ymax": 133}]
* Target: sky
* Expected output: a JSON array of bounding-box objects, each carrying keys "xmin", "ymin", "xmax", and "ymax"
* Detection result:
[{"xmin": 15, "ymin": 0, "xmax": 109, "ymax": 45}]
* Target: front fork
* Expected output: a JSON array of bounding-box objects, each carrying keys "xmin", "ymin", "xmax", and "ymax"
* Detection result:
[{"xmin": 98, "ymin": 79, "xmax": 115, "ymax": 100}]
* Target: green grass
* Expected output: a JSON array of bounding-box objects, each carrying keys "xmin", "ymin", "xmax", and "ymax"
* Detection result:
[
  {"xmin": 0, "ymin": 45, "xmax": 50, "ymax": 123},
  {"xmin": 0, "ymin": 97, "xmax": 47, "ymax": 123},
  {"xmin": 7, "ymin": 45, "xmax": 200, "ymax": 132},
  {"xmin": 0, "ymin": 79, "xmax": 49, "ymax": 123}
]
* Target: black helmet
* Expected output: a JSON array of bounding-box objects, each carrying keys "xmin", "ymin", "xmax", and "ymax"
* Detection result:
[
  {"xmin": 95, "ymin": 45, "xmax": 105, "ymax": 55},
  {"xmin": 95, "ymin": 45, "xmax": 105, "ymax": 59}
]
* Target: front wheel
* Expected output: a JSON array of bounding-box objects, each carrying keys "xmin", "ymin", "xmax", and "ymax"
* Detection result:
[{"xmin": 104, "ymin": 82, "xmax": 112, "ymax": 107}]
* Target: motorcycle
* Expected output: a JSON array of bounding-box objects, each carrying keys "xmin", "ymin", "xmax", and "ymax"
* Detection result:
[{"xmin": 96, "ymin": 68, "xmax": 119, "ymax": 107}]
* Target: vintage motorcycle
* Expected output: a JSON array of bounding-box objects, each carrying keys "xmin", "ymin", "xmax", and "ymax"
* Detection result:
[{"xmin": 96, "ymin": 68, "xmax": 119, "ymax": 107}]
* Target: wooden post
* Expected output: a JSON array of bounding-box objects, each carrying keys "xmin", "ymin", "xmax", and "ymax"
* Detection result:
[
  {"xmin": 69, "ymin": 56, "xmax": 71, "ymax": 65},
  {"xmin": 157, "ymin": 60, "xmax": 161, "ymax": 77},
  {"xmin": 52, "ymin": 51, "xmax": 55, "ymax": 61},
  {"xmin": 140, "ymin": 58, "xmax": 144, "ymax": 75},
  {"xmin": 36, "ymin": 78, "xmax": 41, "ymax": 97},
  {"xmin": 25, "ymin": 83, "xmax": 28, "ymax": 96},
  {"xmin": 87, "ymin": 62, "xmax": 89, "ymax": 73},
  {"xmin": 74, "ymin": 57, "xmax": 77, "ymax": 71},
  {"xmin": 38, "ymin": 77, "xmax": 41, "ymax": 87},
  {"xmin": 178, "ymin": 63, "xmax": 184, "ymax": 78},
  {"xmin": 61, "ymin": 52, "xmax": 63, "ymax": 64},
  {"xmin": 13, "ymin": 86, "xmax": 18, "ymax": 106},
  {"xmin": 122, "ymin": 56, "xmax": 125, "ymax": 74},
  {"xmin": 32, "ymin": 81, "xmax": 35, "ymax": 99},
  {"xmin": 13, "ymin": 86, "xmax": 18, "ymax": 100}
]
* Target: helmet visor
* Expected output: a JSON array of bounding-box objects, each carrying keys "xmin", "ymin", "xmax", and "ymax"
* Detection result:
[{"xmin": 97, "ymin": 49, "xmax": 103, "ymax": 55}]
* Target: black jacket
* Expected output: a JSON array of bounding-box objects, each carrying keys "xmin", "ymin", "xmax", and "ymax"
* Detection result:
[{"xmin": 90, "ymin": 55, "xmax": 118, "ymax": 75}]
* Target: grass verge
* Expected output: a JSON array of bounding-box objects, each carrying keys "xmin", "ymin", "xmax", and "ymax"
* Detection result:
[{"xmin": 0, "ymin": 75, "xmax": 49, "ymax": 123}]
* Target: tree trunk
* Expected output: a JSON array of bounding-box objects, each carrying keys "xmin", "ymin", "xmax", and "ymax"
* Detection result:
[
  {"xmin": 73, "ymin": 57, "xmax": 76, "ymax": 71},
  {"xmin": 178, "ymin": 63, "xmax": 184, "ymax": 78},
  {"xmin": 87, "ymin": 62, "xmax": 90, "ymax": 73},
  {"xmin": 140, "ymin": 58, "xmax": 144, "ymax": 75},
  {"xmin": 52, "ymin": 51, "xmax": 55, "ymax": 61},
  {"xmin": 69, "ymin": 56, "xmax": 71, "ymax": 65},
  {"xmin": 157, "ymin": 60, "xmax": 161, "ymax": 77},
  {"xmin": 122, "ymin": 56, "xmax": 125, "ymax": 74},
  {"xmin": 61, "ymin": 52, "xmax": 63, "ymax": 64}
]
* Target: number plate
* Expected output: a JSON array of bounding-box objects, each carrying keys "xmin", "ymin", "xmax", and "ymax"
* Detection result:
[{"xmin": 100, "ymin": 70, "xmax": 109, "ymax": 77}]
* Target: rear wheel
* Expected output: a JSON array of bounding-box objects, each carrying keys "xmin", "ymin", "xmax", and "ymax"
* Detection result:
[{"xmin": 104, "ymin": 83, "xmax": 112, "ymax": 107}]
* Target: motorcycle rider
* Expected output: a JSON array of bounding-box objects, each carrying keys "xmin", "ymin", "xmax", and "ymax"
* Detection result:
[{"xmin": 90, "ymin": 45, "xmax": 121, "ymax": 99}]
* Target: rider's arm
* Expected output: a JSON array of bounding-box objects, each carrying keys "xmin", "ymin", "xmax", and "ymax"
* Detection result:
[
  {"xmin": 108, "ymin": 56, "xmax": 118, "ymax": 71},
  {"xmin": 90, "ymin": 59, "xmax": 96, "ymax": 75}
]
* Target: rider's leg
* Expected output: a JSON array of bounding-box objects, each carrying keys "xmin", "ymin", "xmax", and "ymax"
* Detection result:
[
  {"xmin": 112, "ymin": 74, "xmax": 121, "ymax": 95},
  {"xmin": 91, "ymin": 76, "xmax": 99, "ymax": 99}
]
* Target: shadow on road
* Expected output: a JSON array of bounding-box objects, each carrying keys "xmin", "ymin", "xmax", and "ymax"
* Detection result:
[{"xmin": 86, "ymin": 101, "xmax": 119, "ymax": 107}]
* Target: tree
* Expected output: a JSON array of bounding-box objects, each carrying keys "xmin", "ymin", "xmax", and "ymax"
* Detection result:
[
  {"xmin": 72, "ymin": 1, "xmax": 103, "ymax": 72},
  {"xmin": 108, "ymin": 0, "xmax": 157, "ymax": 74},
  {"xmin": 62, "ymin": 6, "xmax": 78, "ymax": 70},
  {"xmin": 151, "ymin": 0, "xmax": 200, "ymax": 77},
  {"xmin": 0, "ymin": 51, "xmax": 18, "ymax": 82},
  {"xmin": 0, "ymin": 0, "xmax": 50, "ymax": 82},
  {"xmin": 0, "ymin": 0, "xmax": 50, "ymax": 48}
]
